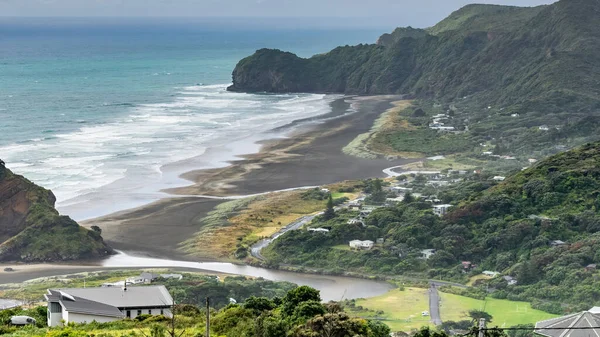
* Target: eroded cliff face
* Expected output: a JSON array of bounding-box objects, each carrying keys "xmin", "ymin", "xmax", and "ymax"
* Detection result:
[
  {"xmin": 0, "ymin": 164, "xmax": 112, "ymax": 262},
  {"xmin": 0, "ymin": 168, "xmax": 55, "ymax": 243}
]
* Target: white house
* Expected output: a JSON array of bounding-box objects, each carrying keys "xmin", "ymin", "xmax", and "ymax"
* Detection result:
[
  {"xmin": 420, "ymin": 249, "xmax": 436, "ymax": 259},
  {"xmin": 433, "ymin": 204, "xmax": 452, "ymax": 216},
  {"xmin": 308, "ymin": 228, "xmax": 330, "ymax": 233},
  {"xmin": 45, "ymin": 285, "xmax": 174, "ymax": 327},
  {"xmin": 482, "ymin": 271, "xmax": 500, "ymax": 277},
  {"xmin": 349, "ymin": 240, "xmax": 374, "ymax": 250},
  {"xmin": 492, "ymin": 176, "xmax": 506, "ymax": 182}
]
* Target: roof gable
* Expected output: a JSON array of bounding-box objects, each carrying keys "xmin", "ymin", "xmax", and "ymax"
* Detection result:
[{"xmin": 49, "ymin": 286, "xmax": 173, "ymax": 309}]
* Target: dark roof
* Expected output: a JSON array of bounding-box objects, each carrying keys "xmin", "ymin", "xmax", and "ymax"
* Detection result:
[
  {"xmin": 45, "ymin": 290, "xmax": 124, "ymax": 318},
  {"xmin": 535, "ymin": 308, "xmax": 600, "ymax": 337},
  {"xmin": 47, "ymin": 285, "xmax": 173, "ymax": 309}
]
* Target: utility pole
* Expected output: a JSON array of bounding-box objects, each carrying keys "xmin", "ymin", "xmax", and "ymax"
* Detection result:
[
  {"xmin": 205, "ymin": 297, "xmax": 210, "ymax": 337},
  {"xmin": 478, "ymin": 318, "xmax": 486, "ymax": 337}
]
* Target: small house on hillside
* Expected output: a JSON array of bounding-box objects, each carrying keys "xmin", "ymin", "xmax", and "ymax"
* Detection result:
[
  {"xmin": 492, "ymin": 176, "xmax": 506, "ymax": 182},
  {"xmin": 503, "ymin": 276, "xmax": 518, "ymax": 285},
  {"xmin": 482, "ymin": 271, "xmax": 499, "ymax": 277},
  {"xmin": 308, "ymin": 228, "xmax": 329, "ymax": 233},
  {"xmin": 45, "ymin": 285, "xmax": 173, "ymax": 327},
  {"xmin": 349, "ymin": 240, "xmax": 374, "ymax": 250},
  {"xmin": 550, "ymin": 240, "xmax": 567, "ymax": 247},
  {"xmin": 585, "ymin": 264, "xmax": 597, "ymax": 272},
  {"xmin": 433, "ymin": 204, "xmax": 452, "ymax": 216},
  {"xmin": 420, "ymin": 249, "xmax": 436, "ymax": 259}
]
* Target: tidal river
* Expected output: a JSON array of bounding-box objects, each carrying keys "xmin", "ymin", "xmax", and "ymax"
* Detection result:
[{"xmin": 1, "ymin": 252, "xmax": 393, "ymax": 302}]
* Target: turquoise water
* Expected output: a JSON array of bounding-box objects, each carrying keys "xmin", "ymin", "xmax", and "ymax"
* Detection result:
[{"xmin": 0, "ymin": 18, "xmax": 382, "ymax": 219}]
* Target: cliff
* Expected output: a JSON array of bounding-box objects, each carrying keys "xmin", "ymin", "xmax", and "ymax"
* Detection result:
[
  {"xmin": 0, "ymin": 163, "xmax": 112, "ymax": 262},
  {"xmin": 227, "ymin": 0, "xmax": 600, "ymax": 114}
]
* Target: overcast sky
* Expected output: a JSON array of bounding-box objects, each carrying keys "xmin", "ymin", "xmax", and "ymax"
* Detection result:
[{"xmin": 1, "ymin": 0, "xmax": 558, "ymax": 28}]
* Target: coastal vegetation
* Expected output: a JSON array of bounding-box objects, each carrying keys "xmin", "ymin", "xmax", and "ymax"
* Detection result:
[
  {"xmin": 181, "ymin": 182, "xmax": 360, "ymax": 260},
  {"xmin": 0, "ymin": 286, "xmax": 393, "ymax": 337},
  {"xmin": 261, "ymin": 142, "xmax": 600, "ymax": 314},
  {"xmin": 228, "ymin": 0, "xmax": 600, "ymax": 158},
  {"xmin": 0, "ymin": 164, "xmax": 111, "ymax": 262}
]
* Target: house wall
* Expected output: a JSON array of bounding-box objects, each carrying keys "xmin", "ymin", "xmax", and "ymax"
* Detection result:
[
  {"xmin": 122, "ymin": 307, "xmax": 172, "ymax": 320},
  {"xmin": 47, "ymin": 302, "xmax": 63, "ymax": 327},
  {"xmin": 67, "ymin": 313, "xmax": 120, "ymax": 324}
]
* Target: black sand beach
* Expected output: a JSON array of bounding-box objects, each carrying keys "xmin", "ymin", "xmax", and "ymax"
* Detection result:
[{"xmin": 86, "ymin": 96, "xmax": 418, "ymax": 260}]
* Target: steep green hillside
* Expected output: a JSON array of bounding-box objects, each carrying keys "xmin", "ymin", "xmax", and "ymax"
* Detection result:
[
  {"xmin": 427, "ymin": 4, "xmax": 544, "ymax": 35},
  {"xmin": 264, "ymin": 142, "xmax": 600, "ymax": 313},
  {"xmin": 0, "ymin": 163, "xmax": 112, "ymax": 262},
  {"xmin": 228, "ymin": 0, "xmax": 600, "ymax": 155}
]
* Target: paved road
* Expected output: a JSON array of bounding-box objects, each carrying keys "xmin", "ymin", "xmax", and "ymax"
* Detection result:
[
  {"xmin": 250, "ymin": 213, "xmax": 321, "ymax": 260},
  {"xmin": 429, "ymin": 282, "xmax": 443, "ymax": 325}
]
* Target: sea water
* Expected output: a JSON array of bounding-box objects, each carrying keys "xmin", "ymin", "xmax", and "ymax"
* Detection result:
[{"xmin": 0, "ymin": 18, "xmax": 382, "ymax": 220}]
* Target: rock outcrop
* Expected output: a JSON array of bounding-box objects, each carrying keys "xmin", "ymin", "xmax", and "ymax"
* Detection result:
[{"xmin": 0, "ymin": 163, "xmax": 112, "ymax": 262}]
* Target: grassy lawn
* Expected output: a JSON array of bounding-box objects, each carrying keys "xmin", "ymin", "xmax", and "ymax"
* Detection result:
[
  {"xmin": 348, "ymin": 288, "xmax": 432, "ymax": 332},
  {"xmin": 466, "ymin": 274, "xmax": 494, "ymax": 286},
  {"xmin": 331, "ymin": 244, "xmax": 352, "ymax": 251},
  {"xmin": 439, "ymin": 292, "xmax": 558, "ymax": 327}
]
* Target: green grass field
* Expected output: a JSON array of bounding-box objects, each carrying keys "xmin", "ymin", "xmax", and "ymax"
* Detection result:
[
  {"xmin": 349, "ymin": 288, "xmax": 432, "ymax": 332},
  {"xmin": 439, "ymin": 292, "xmax": 558, "ymax": 327}
]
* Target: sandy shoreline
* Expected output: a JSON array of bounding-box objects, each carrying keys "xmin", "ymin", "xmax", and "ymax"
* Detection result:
[
  {"xmin": 81, "ymin": 95, "xmax": 418, "ymax": 260},
  {"xmin": 4, "ymin": 95, "xmax": 419, "ymax": 283}
]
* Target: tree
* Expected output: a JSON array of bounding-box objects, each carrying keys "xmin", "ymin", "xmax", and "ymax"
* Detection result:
[
  {"xmin": 244, "ymin": 297, "xmax": 276, "ymax": 314},
  {"xmin": 468, "ymin": 310, "xmax": 493, "ymax": 323},
  {"xmin": 368, "ymin": 320, "xmax": 391, "ymax": 337},
  {"xmin": 293, "ymin": 300, "xmax": 326, "ymax": 320},
  {"xmin": 294, "ymin": 312, "xmax": 369, "ymax": 337},
  {"xmin": 283, "ymin": 286, "xmax": 321, "ymax": 316},
  {"xmin": 91, "ymin": 225, "xmax": 102, "ymax": 234},
  {"xmin": 0, "ymin": 159, "xmax": 4, "ymax": 167},
  {"xmin": 323, "ymin": 194, "xmax": 335, "ymax": 220},
  {"xmin": 403, "ymin": 192, "xmax": 415, "ymax": 204}
]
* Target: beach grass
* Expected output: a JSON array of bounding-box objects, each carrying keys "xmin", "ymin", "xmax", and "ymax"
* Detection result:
[
  {"xmin": 347, "ymin": 287, "xmax": 432, "ymax": 332},
  {"xmin": 182, "ymin": 181, "xmax": 362, "ymax": 260},
  {"xmin": 343, "ymin": 100, "xmax": 423, "ymax": 159},
  {"xmin": 439, "ymin": 293, "xmax": 558, "ymax": 327}
]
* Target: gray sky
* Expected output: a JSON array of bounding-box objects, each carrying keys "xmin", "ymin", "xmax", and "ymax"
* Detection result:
[{"xmin": 1, "ymin": 0, "xmax": 558, "ymax": 28}]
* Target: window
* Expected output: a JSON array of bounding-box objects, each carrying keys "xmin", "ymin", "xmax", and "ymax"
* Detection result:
[
  {"xmin": 148, "ymin": 309, "xmax": 152, "ymax": 315},
  {"xmin": 126, "ymin": 311, "xmax": 131, "ymax": 318},
  {"xmin": 137, "ymin": 310, "xmax": 142, "ymax": 316},
  {"xmin": 160, "ymin": 309, "xmax": 164, "ymax": 315}
]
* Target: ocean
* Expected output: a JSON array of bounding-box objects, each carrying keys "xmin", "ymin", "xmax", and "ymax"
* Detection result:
[{"xmin": 0, "ymin": 18, "xmax": 383, "ymax": 220}]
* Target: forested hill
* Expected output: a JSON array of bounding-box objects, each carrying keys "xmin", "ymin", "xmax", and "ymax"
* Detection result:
[
  {"xmin": 228, "ymin": 0, "xmax": 600, "ymax": 117},
  {"xmin": 0, "ymin": 163, "xmax": 112, "ymax": 262},
  {"xmin": 264, "ymin": 142, "xmax": 600, "ymax": 313}
]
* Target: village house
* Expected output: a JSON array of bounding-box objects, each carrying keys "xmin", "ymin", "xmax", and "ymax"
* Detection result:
[
  {"xmin": 347, "ymin": 218, "xmax": 364, "ymax": 226},
  {"xmin": 308, "ymin": 228, "xmax": 329, "ymax": 233},
  {"xmin": 585, "ymin": 264, "xmax": 597, "ymax": 272},
  {"xmin": 503, "ymin": 276, "xmax": 518, "ymax": 285},
  {"xmin": 433, "ymin": 204, "xmax": 452, "ymax": 216},
  {"xmin": 482, "ymin": 271, "xmax": 499, "ymax": 277},
  {"xmin": 492, "ymin": 176, "xmax": 506, "ymax": 182},
  {"xmin": 550, "ymin": 240, "xmax": 567, "ymax": 247},
  {"xmin": 349, "ymin": 240, "xmax": 374, "ymax": 250},
  {"xmin": 45, "ymin": 285, "xmax": 173, "ymax": 327},
  {"xmin": 461, "ymin": 261, "xmax": 474, "ymax": 272},
  {"xmin": 420, "ymin": 249, "xmax": 436, "ymax": 259}
]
